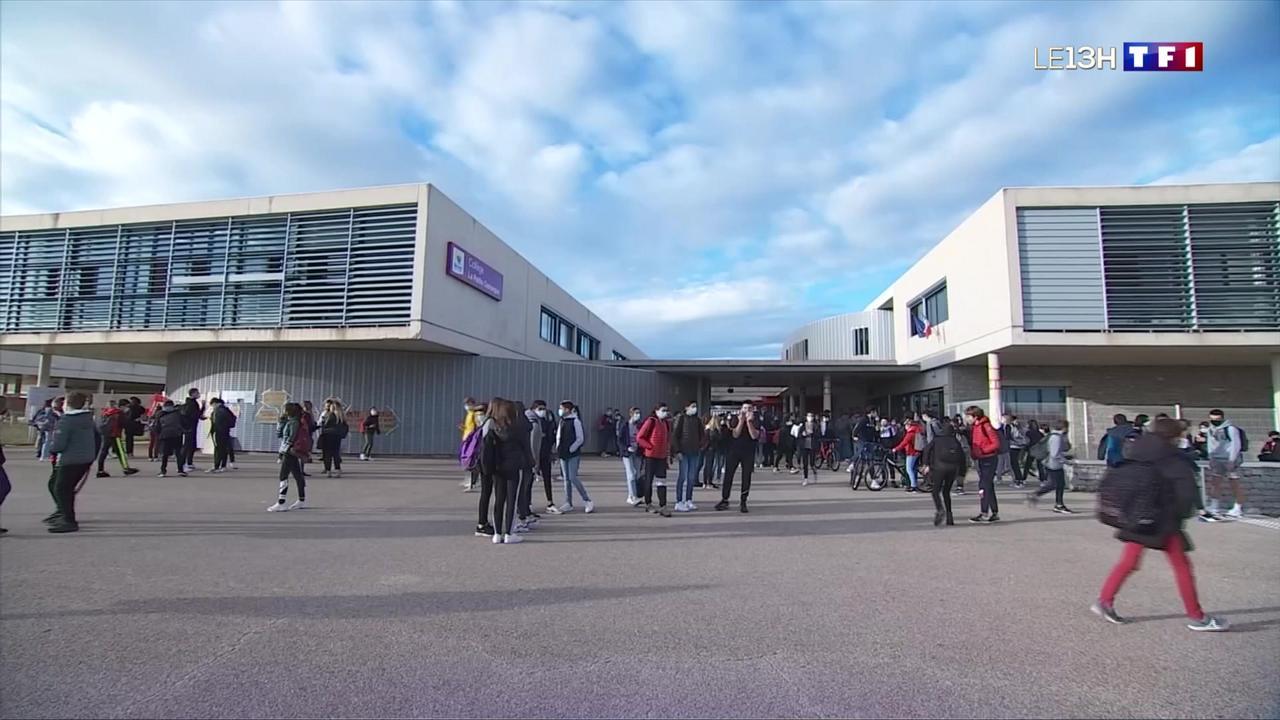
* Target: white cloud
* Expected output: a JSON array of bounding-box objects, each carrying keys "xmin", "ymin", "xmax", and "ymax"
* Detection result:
[{"xmin": 1150, "ymin": 136, "xmax": 1280, "ymax": 185}]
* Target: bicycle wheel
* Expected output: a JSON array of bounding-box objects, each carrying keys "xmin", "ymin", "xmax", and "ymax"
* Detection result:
[{"xmin": 866, "ymin": 460, "xmax": 887, "ymax": 491}]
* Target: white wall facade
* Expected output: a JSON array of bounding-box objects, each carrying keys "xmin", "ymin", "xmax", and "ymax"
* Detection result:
[{"xmin": 781, "ymin": 310, "xmax": 894, "ymax": 361}]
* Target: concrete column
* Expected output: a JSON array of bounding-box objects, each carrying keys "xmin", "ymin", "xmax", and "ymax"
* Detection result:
[
  {"xmin": 987, "ymin": 352, "xmax": 1002, "ymax": 420},
  {"xmin": 1272, "ymin": 355, "xmax": 1280, "ymax": 433},
  {"xmin": 823, "ymin": 373, "xmax": 832, "ymax": 413},
  {"xmin": 36, "ymin": 353, "xmax": 53, "ymax": 387},
  {"xmin": 59, "ymin": 377, "xmax": 68, "ymax": 391},
  {"xmin": 96, "ymin": 379, "xmax": 106, "ymax": 395}
]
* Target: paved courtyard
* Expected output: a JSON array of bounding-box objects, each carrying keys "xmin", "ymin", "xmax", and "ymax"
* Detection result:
[{"xmin": 1, "ymin": 452, "xmax": 1277, "ymax": 719}]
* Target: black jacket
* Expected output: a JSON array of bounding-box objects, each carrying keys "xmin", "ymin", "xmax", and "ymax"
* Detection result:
[
  {"xmin": 156, "ymin": 406, "xmax": 186, "ymax": 440},
  {"xmin": 181, "ymin": 398, "xmax": 202, "ymax": 432},
  {"xmin": 320, "ymin": 411, "xmax": 345, "ymax": 437},
  {"xmin": 671, "ymin": 413, "xmax": 707, "ymax": 455},
  {"xmin": 482, "ymin": 424, "xmax": 534, "ymax": 477},
  {"xmin": 362, "ymin": 414, "xmax": 380, "ymax": 434},
  {"xmin": 1112, "ymin": 434, "xmax": 1200, "ymax": 551},
  {"xmin": 210, "ymin": 404, "xmax": 236, "ymax": 434}
]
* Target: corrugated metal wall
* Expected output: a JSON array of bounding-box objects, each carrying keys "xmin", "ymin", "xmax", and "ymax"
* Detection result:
[
  {"xmin": 167, "ymin": 348, "xmax": 686, "ymax": 455},
  {"xmin": 1017, "ymin": 207, "xmax": 1106, "ymax": 330},
  {"xmin": 781, "ymin": 310, "xmax": 894, "ymax": 361}
]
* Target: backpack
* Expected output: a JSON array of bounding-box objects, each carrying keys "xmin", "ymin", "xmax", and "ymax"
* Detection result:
[
  {"xmin": 1097, "ymin": 460, "xmax": 1163, "ymax": 533},
  {"xmin": 96, "ymin": 412, "xmax": 118, "ymax": 437},
  {"xmin": 1027, "ymin": 436, "xmax": 1051, "ymax": 462},
  {"xmin": 913, "ymin": 430, "xmax": 926, "ymax": 452},
  {"xmin": 932, "ymin": 435, "xmax": 966, "ymax": 467},
  {"xmin": 1235, "ymin": 426, "xmax": 1249, "ymax": 453},
  {"xmin": 1104, "ymin": 429, "xmax": 1136, "ymax": 467},
  {"xmin": 1009, "ymin": 424, "xmax": 1028, "ymax": 448},
  {"xmin": 291, "ymin": 424, "xmax": 314, "ymax": 459},
  {"xmin": 459, "ymin": 426, "xmax": 483, "ymax": 470}
]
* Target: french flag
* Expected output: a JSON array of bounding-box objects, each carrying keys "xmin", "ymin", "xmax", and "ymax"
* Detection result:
[{"xmin": 911, "ymin": 313, "xmax": 932, "ymax": 338}]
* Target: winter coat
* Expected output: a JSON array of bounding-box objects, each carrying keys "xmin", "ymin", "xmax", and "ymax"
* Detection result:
[
  {"xmin": 181, "ymin": 398, "xmax": 202, "ymax": 432},
  {"xmin": 1260, "ymin": 438, "xmax": 1279, "ymax": 463},
  {"xmin": 636, "ymin": 416, "xmax": 672, "ymax": 460},
  {"xmin": 211, "ymin": 404, "xmax": 237, "ymax": 434},
  {"xmin": 97, "ymin": 407, "xmax": 126, "ymax": 439},
  {"xmin": 515, "ymin": 412, "xmax": 536, "ymax": 470},
  {"xmin": 526, "ymin": 410, "xmax": 544, "ymax": 460},
  {"xmin": 362, "ymin": 414, "xmax": 380, "ymax": 434},
  {"xmin": 671, "ymin": 413, "xmax": 706, "ymax": 455},
  {"xmin": 893, "ymin": 424, "xmax": 924, "ymax": 457},
  {"xmin": 156, "ymin": 406, "xmax": 186, "ymax": 440},
  {"xmin": 1113, "ymin": 434, "xmax": 1200, "ymax": 551},
  {"xmin": 617, "ymin": 417, "xmax": 639, "ymax": 457},
  {"xmin": 483, "ymin": 423, "xmax": 534, "ymax": 477},
  {"xmin": 320, "ymin": 411, "xmax": 345, "ymax": 437},
  {"xmin": 1096, "ymin": 423, "xmax": 1138, "ymax": 463},
  {"xmin": 969, "ymin": 417, "xmax": 1000, "ymax": 459},
  {"xmin": 47, "ymin": 408, "xmax": 99, "ymax": 466},
  {"xmin": 921, "ymin": 423, "xmax": 965, "ymax": 471}
]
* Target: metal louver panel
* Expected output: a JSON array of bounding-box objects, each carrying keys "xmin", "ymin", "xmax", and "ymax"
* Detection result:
[
  {"xmin": 1100, "ymin": 205, "xmax": 1194, "ymax": 329},
  {"xmin": 1016, "ymin": 208, "xmax": 1106, "ymax": 330},
  {"xmin": 2, "ymin": 203, "xmax": 417, "ymax": 333},
  {"xmin": 1187, "ymin": 203, "xmax": 1280, "ymax": 329}
]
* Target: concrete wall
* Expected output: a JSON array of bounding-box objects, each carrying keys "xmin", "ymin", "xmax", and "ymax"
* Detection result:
[
  {"xmin": 166, "ymin": 347, "xmax": 684, "ymax": 455},
  {"xmin": 421, "ymin": 186, "xmax": 645, "ymax": 362}
]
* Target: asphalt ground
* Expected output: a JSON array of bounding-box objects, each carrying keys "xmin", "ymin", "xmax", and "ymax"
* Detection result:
[{"xmin": 1, "ymin": 452, "xmax": 1277, "ymax": 719}]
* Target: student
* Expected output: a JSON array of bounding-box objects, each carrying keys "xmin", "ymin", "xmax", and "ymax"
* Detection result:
[
  {"xmin": 360, "ymin": 408, "xmax": 380, "ymax": 461},
  {"xmin": 208, "ymin": 397, "xmax": 237, "ymax": 473},
  {"xmin": 483, "ymin": 398, "xmax": 533, "ymax": 544},
  {"xmin": 268, "ymin": 403, "xmax": 312, "ymax": 512},
  {"xmin": 671, "ymin": 400, "xmax": 706, "ymax": 513},
  {"xmin": 797, "ymin": 413, "xmax": 819, "ymax": 485},
  {"xmin": 180, "ymin": 388, "xmax": 204, "ymax": 473},
  {"xmin": 965, "ymin": 406, "xmax": 1002, "ymax": 523},
  {"xmin": 1204, "ymin": 409, "xmax": 1245, "ymax": 518},
  {"xmin": 0, "ymin": 397, "xmax": 8, "ymax": 534},
  {"xmin": 318, "ymin": 399, "xmax": 346, "ymax": 478},
  {"xmin": 529, "ymin": 401, "xmax": 557, "ymax": 513},
  {"xmin": 552, "ymin": 401, "xmax": 593, "ymax": 514},
  {"xmin": 701, "ymin": 415, "xmax": 727, "ymax": 488},
  {"xmin": 30, "ymin": 399, "xmax": 57, "ymax": 460},
  {"xmin": 893, "ymin": 418, "xmax": 924, "ymax": 493},
  {"xmin": 776, "ymin": 416, "xmax": 797, "ymax": 473},
  {"xmin": 1092, "ymin": 418, "xmax": 1229, "ymax": 632},
  {"xmin": 1096, "ymin": 413, "xmax": 1138, "ymax": 468},
  {"xmin": 460, "ymin": 397, "xmax": 480, "ymax": 490},
  {"xmin": 147, "ymin": 395, "xmax": 164, "ymax": 461},
  {"xmin": 618, "ymin": 407, "xmax": 642, "ymax": 505},
  {"xmin": 636, "ymin": 403, "xmax": 674, "ymax": 516},
  {"xmin": 95, "ymin": 399, "xmax": 139, "ymax": 478},
  {"xmin": 125, "ymin": 396, "xmax": 145, "ymax": 457},
  {"xmin": 716, "ymin": 402, "xmax": 760, "ymax": 513},
  {"xmin": 999, "ymin": 413, "xmax": 1029, "ymax": 488},
  {"xmin": 154, "ymin": 400, "xmax": 187, "ymax": 477},
  {"xmin": 515, "ymin": 401, "xmax": 541, "ymax": 532},
  {"xmin": 1259, "ymin": 431, "xmax": 1280, "ymax": 463},
  {"xmin": 45, "ymin": 392, "xmax": 99, "ymax": 534},
  {"xmin": 1022, "ymin": 419, "xmax": 1045, "ymax": 481},
  {"xmin": 921, "ymin": 421, "xmax": 965, "ymax": 526},
  {"xmin": 1026, "ymin": 420, "xmax": 1074, "ymax": 513}
]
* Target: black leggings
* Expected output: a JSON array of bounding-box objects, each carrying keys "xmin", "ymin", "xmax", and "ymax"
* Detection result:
[
  {"xmin": 517, "ymin": 466, "xmax": 535, "ymax": 520},
  {"xmin": 801, "ymin": 447, "xmax": 817, "ymax": 478},
  {"xmin": 977, "ymin": 456, "xmax": 999, "ymax": 515},
  {"xmin": 319, "ymin": 435, "xmax": 343, "ymax": 472},
  {"xmin": 930, "ymin": 464, "xmax": 958, "ymax": 519},
  {"xmin": 538, "ymin": 453, "xmax": 554, "ymax": 503},
  {"xmin": 213, "ymin": 431, "xmax": 232, "ymax": 470},
  {"xmin": 493, "ymin": 469, "xmax": 519, "ymax": 535},
  {"xmin": 721, "ymin": 449, "xmax": 754, "ymax": 503},
  {"xmin": 278, "ymin": 454, "xmax": 306, "ymax": 501},
  {"xmin": 477, "ymin": 471, "xmax": 495, "ymax": 527},
  {"xmin": 640, "ymin": 457, "xmax": 668, "ymax": 507},
  {"xmin": 362, "ymin": 431, "xmax": 376, "ymax": 457},
  {"xmin": 1035, "ymin": 467, "xmax": 1066, "ymax": 505}
]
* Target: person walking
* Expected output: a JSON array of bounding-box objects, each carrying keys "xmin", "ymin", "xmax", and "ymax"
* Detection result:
[
  {"xmin": 636, "ymin": 403, "xmax": 674, "ymax": 516},
  {"xmin": 1026, "ymin": 420, "xmax": 1075, "ymax": 513},
  {"xmin": 43, "ymin": 392, "xmax": 99, "ymax": 534},
  {"xmin": 1204, "ymin": 409, "xmax": 1246, "ymax": 518},
  {"xmin": 360, "ymin": 408, "xmax": 380, "ymax": 460},
  {"xmin": 776, "ymin": 416, "xmax": 797, "ymax": 473},
  {"xmin": 1092, "ymin": 418, "xmax": 1229, "ymax": 631},
  {"xmin": 999, "ymin": 413, "xmax": 1029, "ymax": 488},
  {"xmin": 207, "ymin": 397, "xmax": 237, "ymax": 473},
  {"xmin": 318, "ymin": 399, "xmax": 347, "ymax": 478},
  {"xmin": 1097, "ymin": 413, "xmax": 1138, "ymax": 468},
  {"xmin": 797, "ymin": 412, "xmax": 819, "ymax": 485},
  {"xmin": 125, "ymin": 396, "xmax": 145, "ymax": 457},
  {"xmin": 95, "ymin": 399, "xmax": 139, "ymax": 478},
  {"xmin": 180, "ymin": 388, "xmax": 204, "ymax": 473},
  {"xmin": 30, "ymin": 399, "xmax": 57, "ymax": 460},
  {"xmin": 716, "ymin": 402, "xmax": 761, "ymax": 513},
  {"xmin": 921, "ymin": 421, "xmax": 966, "ymax": 526},
  {"xmin": 701, "ymin": 415, "xmax": 727, "ymax": 488},
  {"xmin": 965, "ymin": 406, "xmax": 1002, "ymax": 523},
  {"xmin": 552, "ymin": 401, "xmax": 593, "ymax": 514},
  {"xmin": 154, "ymin": 400, "xmax": 187, "ymax": 477},
  {"xmin": 483, "ymin": 398, "xmax": 533, "ymax": 544},
  {"xmin": 529, "ymin": 401, "xmax": 557, "ymax": 513},
  {"xmin": 268, "ymin": 403, "xmax": 312, "ymax": 512},
  {"xmin": 893, "ymin": 418, "xmax": 925, "ymax": 493},
  {"xmin": 1022, "ymin": 419, "xmax": 1045, "ymax": 481},
  {"xmin": 671, "ymin": 400, "xmax": 706, "ymax": 513},
  {"xmin": 618, "ymin": 407, "xmax": 643, "ymax": 505}
]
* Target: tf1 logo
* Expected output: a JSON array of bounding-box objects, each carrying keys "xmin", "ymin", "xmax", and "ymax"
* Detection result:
[{"xmin": 1033, "ymin": 43, "xmax": 1203, "ymax": 71}]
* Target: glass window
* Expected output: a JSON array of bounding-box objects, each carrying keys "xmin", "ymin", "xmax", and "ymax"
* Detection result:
[
  {"xmin": 539, "ymin": 308, "xmax": 558, "ymax": 343},
  {"xmin": 1001, "ymin": 386, "xmax": 1067, "ymax": 425},
  {"xmin": 910, "ymin": 283, "xmax": 948, "ymax": 335},
  {"xmin": 558, "ymin": 319, "xmax": 575, "ymax": 350},
  {"xmin": 576, "ymin": 331, "xmax": 599, "ymax": 360},
  {"xmin": 852, "ymin": 327, "xmax": 870, "ymax": 356}
]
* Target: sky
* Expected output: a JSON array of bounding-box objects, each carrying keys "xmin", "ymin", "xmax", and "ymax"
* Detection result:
[{"xmin": 2, "ymin": 0, "xmax": 1278, "ymax": 359}]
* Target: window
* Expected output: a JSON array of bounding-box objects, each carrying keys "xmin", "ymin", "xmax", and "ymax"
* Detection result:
[
  {"xmin": 909, "ymin": 282, "xmax": 949, "ymax": 336},
  {"xmin": 539, "ymin": 307, "xmax": 558, "ymax": 343},
  {"xmin": 576, "ymin": 330, "xmax": 599, "ymax": 360},
  {"xmin": 558, "ymin": 318, "xmax": 575, "ymax": 350},
  {"xmin": 852, "ymin": 327, "xmax": 870, "ymax": 356},
  {"xmin": 612, "ymin": 351, "xmax": 628, "ymax": 361},
  {"xmin": 1001, "ymin": 386, "xmax": 1067, "ymax": 426}
]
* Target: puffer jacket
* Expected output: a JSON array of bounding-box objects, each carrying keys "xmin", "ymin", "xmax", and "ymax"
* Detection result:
[
  {"xmin": 156, "ymin": 406, "xmax": 186, "ymax": 440},
  {"xmin": 636, "ymin": 415, "xmax": 672, "ymax": 460},
  {"xmin": 671, "ymin": 412, "xmax": 706, "ymax": 455}
]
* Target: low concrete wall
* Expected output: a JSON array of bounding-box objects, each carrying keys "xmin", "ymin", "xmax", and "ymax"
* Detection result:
[{"xmin": 1066, "ymin": 460, "xmax": 1280, "ymax": 517}]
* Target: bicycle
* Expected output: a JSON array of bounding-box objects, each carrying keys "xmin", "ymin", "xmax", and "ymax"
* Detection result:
[
  {"xmin": 817, "ymin": 439, "xmax": 841, "ymax": 471},
  {"xmin": 849, "ymin": 445, "xmax": 904, "ymax": 491}
]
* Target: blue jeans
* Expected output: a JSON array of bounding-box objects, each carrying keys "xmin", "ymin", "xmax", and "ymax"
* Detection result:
[
  {"xmin": 622, "ymin": 454, "xmax": 640, "ymax": 498},
  {"xmin": 906, "ymin": 455, "xmax": 919, "ymax": 488},
  {"xmin": 677, "ymin": 451, "xmax": 702, "ymax": 503},
  {"xmin": 560, "ymin": 456, "xmax": 590, "ymax": 505},
  {"xmin": 35, "ymin": 431, "xmax": 48, "ymax": 459}
]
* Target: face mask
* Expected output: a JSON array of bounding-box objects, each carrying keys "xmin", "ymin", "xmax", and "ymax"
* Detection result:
[
  {"xmin": 806, "ymin": 415, "xmax": 815, "ymax": 422},
  {"xmin": 632, "ymin": 413, "xmax": 641, "ymax": 421},
  {"xmin": 535, "ymin": 409, "xmax": 547, "ymax": 418},
  {"xmin": 656, "ymin": 409, "xmax": 670, "ymax": 419},
  {"xmin": 464, "ymin": 405, "xmax": 471, "ymax": 412},
  {"xmin": 1210, "ymin": 419, "xmax": 1223, "ymax": 426},
  {"xmin": 558, "ymin": 408, "xmax": 567, "ymax": 418},
  {"xmin": 686, "ymin": 406, "xmax": 697, "ymax": 415},
  {"xmin": 371, "ymin": 410, "xmax": 378, "ymax": 416}
]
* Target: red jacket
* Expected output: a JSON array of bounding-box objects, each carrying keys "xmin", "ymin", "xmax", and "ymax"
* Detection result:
[
  {"xmin": 636, "ymin": 416, "xmax": 672, "ymax": 460},
  {"xmin": 893, "ymin": 424, "xmax": 923, "ymax": 457},
  {"xmin": 100, "ymin": 406, "xmax": 125, "ymax": 439},
  {"xmin": 970, "ymin": 417, "xmax": 1001, "ymax": 459}
]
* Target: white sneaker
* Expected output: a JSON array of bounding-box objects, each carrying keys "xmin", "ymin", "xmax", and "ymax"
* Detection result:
[
  {"xmin": 492, "ymin": 533, "xmax": 504, "ymax": 544},
  {"xmin": 674, "ymin": 501, "xmax": 689, "ymax": 512},
  {"xmin": 334, "ymin": 470, "xmax": 342, "ymax": 478},
  {"xmin": 461, "ymin": 479, "xmax": 472, "ymax": 488},
  {"xmin": 547, "ymin": 505, "xmax": 564, "ymax": 515},
  {"xmin": 626, "ymin": 495, "xmax": 641, "ymax": 506},
  {"xmin": 157, "ymin": 472, "xmax": 167, "ymax": 477},
  {"xmin": 205, "ymin": 468, "xmax": 217, "ymax": 473},
  {"xmin": 289, "ymin": 500, "xmax": 306, "ymax": 510},
  {"xmin": 584, "ymin": 501, "xmax": 595, "ymax": 514},
  {"xmin": 802, "ymin": 479, "xmax": 810, "ymax": 486},
  {"xmin": 463, "ymin": 485, "xmax": 475, "ymax": 493},
  {"xmin": 359, "ymin": 454, "xmax": 368, "ymax": 461},
  {"xmin": 514, "ymin": 523, "xmax": 531, "ymax": 533},
  {"xmin": 1227, "ymin": 504, "xmax": 1243, "ymax": 518},
  {"xmin": 1208, "ymin": 500, "xmax": 1221, "ymax": 514},
  {"xmin": 504, "ymin": 533, "xmax": 524, "ymax": 544},
  {"xmin": 230, "ymin": 463, "xmax": 237, "ymax": 470},
  {"xmin": 267, "ymin": 502, "xmax": 289, "ymax": 512},
  {"xmin": 687, "ymin": 501, "xmax": 698, "ymax": 511},
  {"xmin": 789, "ymin": 468, "xmax": 799, "ymax": 475}
]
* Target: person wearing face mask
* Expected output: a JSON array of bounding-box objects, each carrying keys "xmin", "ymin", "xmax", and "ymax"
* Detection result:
[
  {"xmin": 716, "ymin": 403, "xmax": 761, "ymax": 513},
  {"xmin": 635, "ymin": 404, "xmax": 674, "ymax": 515},
  {"xmin": 1203, "ymin": 409, "xmax": 1245, "ymax": 519},
  {"xmin": 797, "ymin": 413, "xmax": 820, "ymax": 485},
  {"xmin": 552, "ymin": 401, "xmax": 593, "ymax": 514},
  {"xmin": 530, "ymin": 401, "xmax": 558, "ymax": 513},
  {"xmin": 618, "ymin": 407, "xmax": 643, "ymax": 506},
  {"xmin": 701, "ymin": 414, "xmax": 726, "ymax": 488},
  {"xmin": 459, "ymin": 397, "xmax": 481, "ymax": 491},
  {"xmin": 776, "ymin": 415, "xmax": 797, "ymax": 473},
  {"xmin": 360, "ymin": 407, "xmax": 380, "ymax": 461},
  {"xmin": 671, "ymin": 400, "xmax": 707, "ymax": 512}
]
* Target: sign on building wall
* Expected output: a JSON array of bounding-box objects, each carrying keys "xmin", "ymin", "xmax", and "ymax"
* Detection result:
[
  {"xmin": 446, "ymin": 242, "xmax": 503, "ymax": 301},
  {"xmin": 255, "ymin": 389, "xmax": 291, "ymax": 424}
]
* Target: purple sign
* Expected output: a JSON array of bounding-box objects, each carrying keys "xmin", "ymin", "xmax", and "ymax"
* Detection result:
[{"xmin": 446, "ymin": 242, "xmax": 503, "ymax": 301}]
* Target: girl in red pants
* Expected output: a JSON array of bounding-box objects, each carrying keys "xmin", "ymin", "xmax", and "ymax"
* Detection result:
[{"xmin": 1092, "ymin": 418, "xmax": 1228, "ymax": 632}]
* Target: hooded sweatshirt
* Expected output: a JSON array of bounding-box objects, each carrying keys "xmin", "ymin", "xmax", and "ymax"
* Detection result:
[
  {"xmin": 48, "ymin": 408, "xmax": 99, "ymax": 466},
  {"xmin": 1111, "ymin": 433, "xmax": 1200, "ymax": 551},
  {"xmin": 156, "ymin": 405, "xmax": 186, "ymax": 440},
  {"xmin": 1205, "ymin": 420, "xmax": 1242, "ymax": 463}
]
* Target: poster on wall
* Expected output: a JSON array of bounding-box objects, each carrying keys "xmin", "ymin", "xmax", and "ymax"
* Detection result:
[
  {"xmin": 217, "ymin": 391, "xmax": 256, "ymax": 439},
  {"xmin": 255, "ymin": 389, "xmax": 290, "ymax": 424}
]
